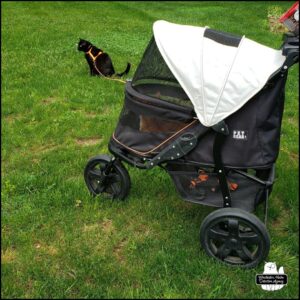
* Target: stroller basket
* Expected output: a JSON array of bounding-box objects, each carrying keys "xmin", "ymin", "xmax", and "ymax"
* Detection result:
[{"xmin": 166, "ymin": 162, "xmax": 274, "ymax": 212}]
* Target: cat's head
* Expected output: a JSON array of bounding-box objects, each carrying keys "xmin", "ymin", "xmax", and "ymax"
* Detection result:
[
  {"xmin": 264, "ymin": 262, "xmax": 278, "ymax": 273},
  {"xmin": 78, "ymin": 38, "xmax": 92, "ymax": 52}
]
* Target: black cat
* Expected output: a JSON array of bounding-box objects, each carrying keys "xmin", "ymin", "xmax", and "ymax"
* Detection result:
[{"xmin": 77, "ymin": 38, "xmax": 131, "ymax": 77}]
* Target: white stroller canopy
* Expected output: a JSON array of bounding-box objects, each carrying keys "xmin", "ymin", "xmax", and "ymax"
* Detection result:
[{"xmin": 153, "ymin": 20, "xmax": 286, "ymax": 127}]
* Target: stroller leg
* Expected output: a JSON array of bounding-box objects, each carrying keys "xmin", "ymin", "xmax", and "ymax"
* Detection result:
[
  {"xmin": 199, "ymin": 121, "xmax": 271, "ymax": 268},
  {"xmin": 264, "ymin": 188, "xmax": 269, "ymax": 226},
  {"xmin": 212, "ymin": 121, "xmax": 232, "ymax": 208}
]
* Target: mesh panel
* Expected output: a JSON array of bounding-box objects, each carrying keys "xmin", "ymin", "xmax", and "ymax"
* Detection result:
[
  {"xmin": 132, "ymin": 36, "xmax": 192, "ymax": 108},
  {"xmin": 133, "ymin": 36, "xmax": 178, "ymax": 83},
  {"xmin": 118, "ymin": 105, "xmax": 188, "ymax": 133},
  {"xmin": 113, "ymin": 103, "xmax": 192, "ymax": 156}
]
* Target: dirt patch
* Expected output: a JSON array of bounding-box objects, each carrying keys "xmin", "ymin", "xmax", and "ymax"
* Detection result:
[
  {"xmin": 75, "ymin": 137, "xmax": 102, "ymax": 146},
  {"xmin": 267, "ymin": 7, "xmax": 288, "ymax": 33},
  {"xmin": 4, "ymin": 113, "xmax": 22, "ymax": 123},
  {"xmin": 286, "ymin": 117, "xmax": 299, "ymax": 127},
  {"xmin": 31, "ymin": 144, "xmax": 58, "ymax": 155},
  {"xmin": 31, "ymin": 158, "xmax": 41, "ymax": 165},
  {"xmin": 193, "ymin": 278, "xmax": 212, "ymax": 288},
  {"xmin": 69, "ymin": 109, "xmax": 98, "ymax": 118},
  {"xmin": 84, "ymin": 111, "xmax": 98, "ymax": 118},
  {"xmin": 136, "ymin": 224, "xmax": 151, "ymax": 236},
  {"xmin": 46, "ymin": 245, "xmax": 59, "ymax": 256},
  {"xmin": 35, "ymin": 243, "xmax": 42, "ymax": 249},
  {"xmin": 101, "ymin": 218, "xmax": 114, "ymax": 234},
  {"xmin": 113, "ymin": 238, "xmax": 128, "ymax": 263},
  {"xmin": 34, "ymin": 242, "xmax": 59, "ymax": 255},
  {"xmin": 85, "ymin": 276, "xmax": 96, "ymax": 287},
  {"xmin": 268, "ymin": 16, "xmax": 287, "ymax": 33},
  {"xmin": 280, "ymin": 147, "xmax": 299, "ymax": 161},
  {"xmin": 289, "ymin": 152, "xmax": 299, "ymax": 161},
  {"xmin": 1, "ymin": 248, "xmax": 17, "ymax": 263},
  {"xmin": 41, "ymin": 96, "xmax": 57, "ymax": 105},
  {"xmin": 23, "ymin": 278, "xmax": 37, "ymax": 298},
  {"xmin": 83, "ymin": 223, "xmax": 99, "ymax": 232},
  {"xmin": 270, "ymin": 205, "xmax": 291, "ymax": 236}
]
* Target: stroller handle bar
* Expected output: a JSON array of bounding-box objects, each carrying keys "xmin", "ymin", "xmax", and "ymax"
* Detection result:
[{"xmin": 280, "ymin": 32, "xmax": 299, "ymax": 70}]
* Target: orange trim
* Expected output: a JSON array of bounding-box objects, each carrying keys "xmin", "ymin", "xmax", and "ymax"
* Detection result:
[{"xmin": 112, "ymin": 119, "xmax": 198, "ymax": 156}]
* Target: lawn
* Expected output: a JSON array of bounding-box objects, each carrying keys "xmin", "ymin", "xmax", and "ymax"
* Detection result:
[{"xmin": 1, "ymin": 1, "xmax": 299, "ymax": 299}]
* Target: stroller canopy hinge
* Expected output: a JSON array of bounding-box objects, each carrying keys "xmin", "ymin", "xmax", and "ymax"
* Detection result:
[{"xmin": 212, "ymin": 121, "xmax": 229, "ymax": 135}]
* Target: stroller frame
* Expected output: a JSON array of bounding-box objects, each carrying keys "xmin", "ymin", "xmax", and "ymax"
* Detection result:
[{"xmin": 84, "ymin": 28, "xmax": 299, "ymax": 268}]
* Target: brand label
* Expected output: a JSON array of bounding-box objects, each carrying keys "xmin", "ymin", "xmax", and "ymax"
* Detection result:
[{"xmin": 233, "ymin": 130, "xmax": 248, "ymax": 141}]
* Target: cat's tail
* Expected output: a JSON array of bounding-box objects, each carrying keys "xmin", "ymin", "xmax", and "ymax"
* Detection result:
[{"xmin": 116, "ymin": 63, "xmax": 131, "ymax": 77}]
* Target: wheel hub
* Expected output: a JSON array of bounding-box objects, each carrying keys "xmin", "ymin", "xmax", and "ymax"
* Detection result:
[
  {"xmin": 200, "ymin": 208, "xmax": 270, "ymax": 268},
  {"xmin": 84, "ymin": 155, "xmax": 131, "ymax": 200}
]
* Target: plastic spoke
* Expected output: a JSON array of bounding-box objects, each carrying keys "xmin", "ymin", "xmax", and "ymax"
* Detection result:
[
  {"xmin": 228, "ymin": 219, "xmax": 239, "ymax": 237},
  {"xmin": 216, "ymin": 243, "xmax": 231, "ymax": 259},
  {"xmin": 208, "ymin": 228, "xmax": 229, "ymax": 240},
  {"xmin": 110, "ymin": 183, "xmax": 120, "ymax": 197},
  {"xmin": 240, "ymin": 232, "xmax": 260, "ymax": 245},
  {"xmin": 88, "ymin": 169, "xmax": 103, "ymax": 179},
  {"xmin": 107, "ymin": 174, "xmax": 121, "ymax": 184},
  {"xmin": 95, "ymin": 183, "xmax": 106, "ymax": 193},
  {"xmin": 236, "ymin": 245, "xmax": 253, "ymax": 261}
]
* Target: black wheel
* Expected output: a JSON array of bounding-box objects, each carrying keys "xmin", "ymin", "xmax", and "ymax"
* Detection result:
[
  {"xmin": 84, "ymin": 154, "xmax": 131, "ymax": 200},
  {"xmin": 200, "ymin": 208, "xmax": 270, "ymax": 268}
]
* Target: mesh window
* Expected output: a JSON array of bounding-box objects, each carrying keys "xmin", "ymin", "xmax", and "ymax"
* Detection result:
[
  {"xmin": 113, "ymin": 104, "xmax": 193, "ymax": 156},
  {"xmin": 132, "ymin": 36, "xmax": 193, "ymax": 108},
  {"xmin": 118, "ymin": 105, "xmax": 188, "ymax": 134}
]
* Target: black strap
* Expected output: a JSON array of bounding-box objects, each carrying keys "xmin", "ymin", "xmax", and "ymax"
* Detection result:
[{"xmin": 204, "ymin": 28, "xmax": 241, "ymax": 47}]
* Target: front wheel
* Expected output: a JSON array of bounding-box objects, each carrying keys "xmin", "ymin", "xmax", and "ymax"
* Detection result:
[
  {"xmin": 84, "ymin": 155, "xmax": 131, "ymax": 200},
  {"xmin": 200, "ymin": 208, "xmax": 270, "ymax": 268}
]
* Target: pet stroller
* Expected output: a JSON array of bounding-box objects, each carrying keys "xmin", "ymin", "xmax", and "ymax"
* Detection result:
[{"xmin": 84, "ymin": 20, "xmax": 299, "ymax": 268}]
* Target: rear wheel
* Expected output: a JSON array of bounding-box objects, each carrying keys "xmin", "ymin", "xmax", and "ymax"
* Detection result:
[
  {"xmin": 84, "ymin": 155, "xmax": 130, "ymax": 200},
  {"xmin": 200, "ymin": 208, "xmax": 270, "ymax": 268}
]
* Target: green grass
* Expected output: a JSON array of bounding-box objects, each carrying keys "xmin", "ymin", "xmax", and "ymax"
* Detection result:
[{"xmin": 1, "ymin": 1, "xmax": 299, "ymax": 299}]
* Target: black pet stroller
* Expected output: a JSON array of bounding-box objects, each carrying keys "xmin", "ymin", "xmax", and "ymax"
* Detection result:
[{"xmin": 84, "ymin": 20, "xmax": 299, "ymax": 268}]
